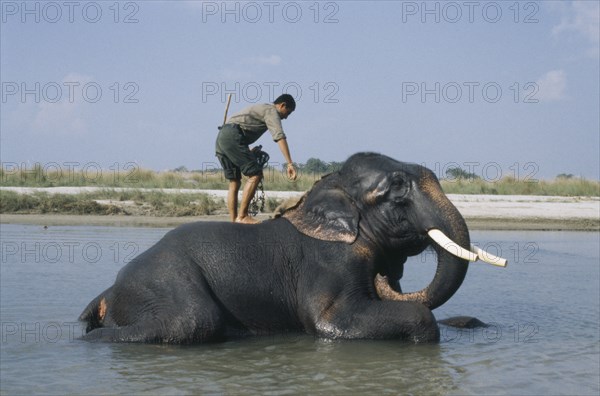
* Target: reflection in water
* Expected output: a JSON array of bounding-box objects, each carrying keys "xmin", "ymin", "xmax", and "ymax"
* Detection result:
[{"xmin": 106, "ymin": 335, "xmax": 456, "ymax": 394}]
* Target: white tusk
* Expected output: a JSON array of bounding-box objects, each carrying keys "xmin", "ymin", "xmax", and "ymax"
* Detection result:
[
  {"xmin": 470, "ymin": 245, "xmax": 508, "ymax": 267},
  {"xmin": 427, "ymin": 229, "xmax": 478, "ymax": 262}
]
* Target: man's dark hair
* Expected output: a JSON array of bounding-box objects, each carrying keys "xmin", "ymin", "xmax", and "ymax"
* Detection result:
[{"xmin": 274, "ymin": 94, "xmax": 296, "ymax": 111}]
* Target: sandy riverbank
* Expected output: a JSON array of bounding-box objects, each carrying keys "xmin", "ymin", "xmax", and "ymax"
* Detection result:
[{"xmin": 1, "ymin": 193, "xmax": 598, "ymax": 231}]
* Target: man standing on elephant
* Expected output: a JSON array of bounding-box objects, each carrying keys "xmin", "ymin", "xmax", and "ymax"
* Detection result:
[{"xmin": 215, "ymin": 94, "xmax": 298, "ymax": 224}]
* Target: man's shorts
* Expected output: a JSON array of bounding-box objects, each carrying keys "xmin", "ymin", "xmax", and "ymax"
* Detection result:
[{"xmin": 215, "ymin": 124, "xmax": 263, "ymax": 181}]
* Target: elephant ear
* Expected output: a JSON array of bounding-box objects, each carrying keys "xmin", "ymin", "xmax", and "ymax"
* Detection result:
[{"xmin": 282, "ymin": 175, "xmax": 359, "ymax": 244}]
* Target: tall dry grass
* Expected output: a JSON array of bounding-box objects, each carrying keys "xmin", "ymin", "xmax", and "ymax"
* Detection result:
[
  {"xmin": 440, "ymin": 176, "xmax": 599, "ymax": 196},
  {"xmin": 2, "ymin": 165, "xmax": 598, "ymax": 196}
]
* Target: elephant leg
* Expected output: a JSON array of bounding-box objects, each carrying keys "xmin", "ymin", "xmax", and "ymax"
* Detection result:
[
  {"xmin": 81, "ymin": 284, "xmax": 227, "ymax": 344},
  {"xmin": 316, "ymin": 300, "xmax": 439, "ymax": 343},
  {"xmin": 81, "ymin": 313, "xmax": 224, "ymax": 343}
]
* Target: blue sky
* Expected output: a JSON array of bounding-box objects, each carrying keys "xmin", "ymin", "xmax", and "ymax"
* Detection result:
[{"xmin": 1, "ymin": 1, "xmax": 599, "ymax": 181}]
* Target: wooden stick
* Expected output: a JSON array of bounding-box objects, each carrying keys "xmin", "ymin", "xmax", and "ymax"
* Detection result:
[{"xmin": 222, "ymin": 94, "xmax": 232, "ymax": 126}]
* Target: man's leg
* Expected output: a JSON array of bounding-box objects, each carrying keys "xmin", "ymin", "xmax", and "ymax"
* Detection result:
[
  {"xmin": 235, "ymin": 174, "xmax": 262, "ymax": 224},
  {"xmin": 215, "ymin": 155, "xmax": 242, "ymax": 222},
  {"xmin": 227, "ymin": 179, "xmax": 241, "ymax": 222},
  {"xmin": 216, "ymin": 124, "xmax": 264, "ymax": 223}
]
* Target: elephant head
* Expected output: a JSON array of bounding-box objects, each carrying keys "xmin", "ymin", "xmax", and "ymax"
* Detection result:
[{"xmin": 282, "ymin": 152, "xmax": 475, "ymax": 310}]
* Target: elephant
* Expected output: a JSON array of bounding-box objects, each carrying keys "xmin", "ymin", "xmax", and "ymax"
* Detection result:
[{"xmin": 80, "ymin": 152, "xmax": 498, "ymax": 344}]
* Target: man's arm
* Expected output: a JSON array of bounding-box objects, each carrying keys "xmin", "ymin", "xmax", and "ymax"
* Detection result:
[{"xmin": 277, "ymin": 138, "xmax": 297, "ymax": 180}]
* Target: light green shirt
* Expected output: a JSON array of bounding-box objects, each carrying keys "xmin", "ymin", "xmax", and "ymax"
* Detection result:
[{"xmin": 227, "ymin": 103, "xmax": 287, "ymax": 144}]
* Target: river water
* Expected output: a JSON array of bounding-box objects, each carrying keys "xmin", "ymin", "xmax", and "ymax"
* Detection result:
[{"xmin": 1, "ymin": 223, "xmax": 598, "ymax": 395}]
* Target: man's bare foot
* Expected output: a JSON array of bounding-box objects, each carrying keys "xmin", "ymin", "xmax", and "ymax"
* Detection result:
[{"xmin": 235, "ymin": 215, "xmax": 261, "ymax": 224}]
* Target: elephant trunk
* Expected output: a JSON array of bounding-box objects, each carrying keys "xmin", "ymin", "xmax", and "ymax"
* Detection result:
[
  {"xmin": 385, "ymin": 171, "xmax": 471, "ymax": 310},
  {"xmin": 419, "ymin": 218, "xmax": 470, "ymax": 310}
]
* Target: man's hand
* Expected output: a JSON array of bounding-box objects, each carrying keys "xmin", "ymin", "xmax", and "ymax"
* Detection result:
[
  {"xmin": 286, "ymin": 163, "xmax": 297, "ymax": 181},
  {"xmin": 277, "ymin": 138, "xmax": 297, "ymax": 181}
]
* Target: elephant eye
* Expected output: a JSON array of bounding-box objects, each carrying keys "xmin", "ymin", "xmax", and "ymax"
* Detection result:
[
  {"xmin": 391, "ymin": 177, "xmax": 409, "ymax": 202},
  {"xmin": 391, "ymin": 177, "xmax": 405, "ymax": 189}
]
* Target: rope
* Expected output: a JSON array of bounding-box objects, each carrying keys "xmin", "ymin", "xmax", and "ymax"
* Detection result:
[{"xmin": 249, "ymin": 146, "xmax": 270, "ymax": 216}]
